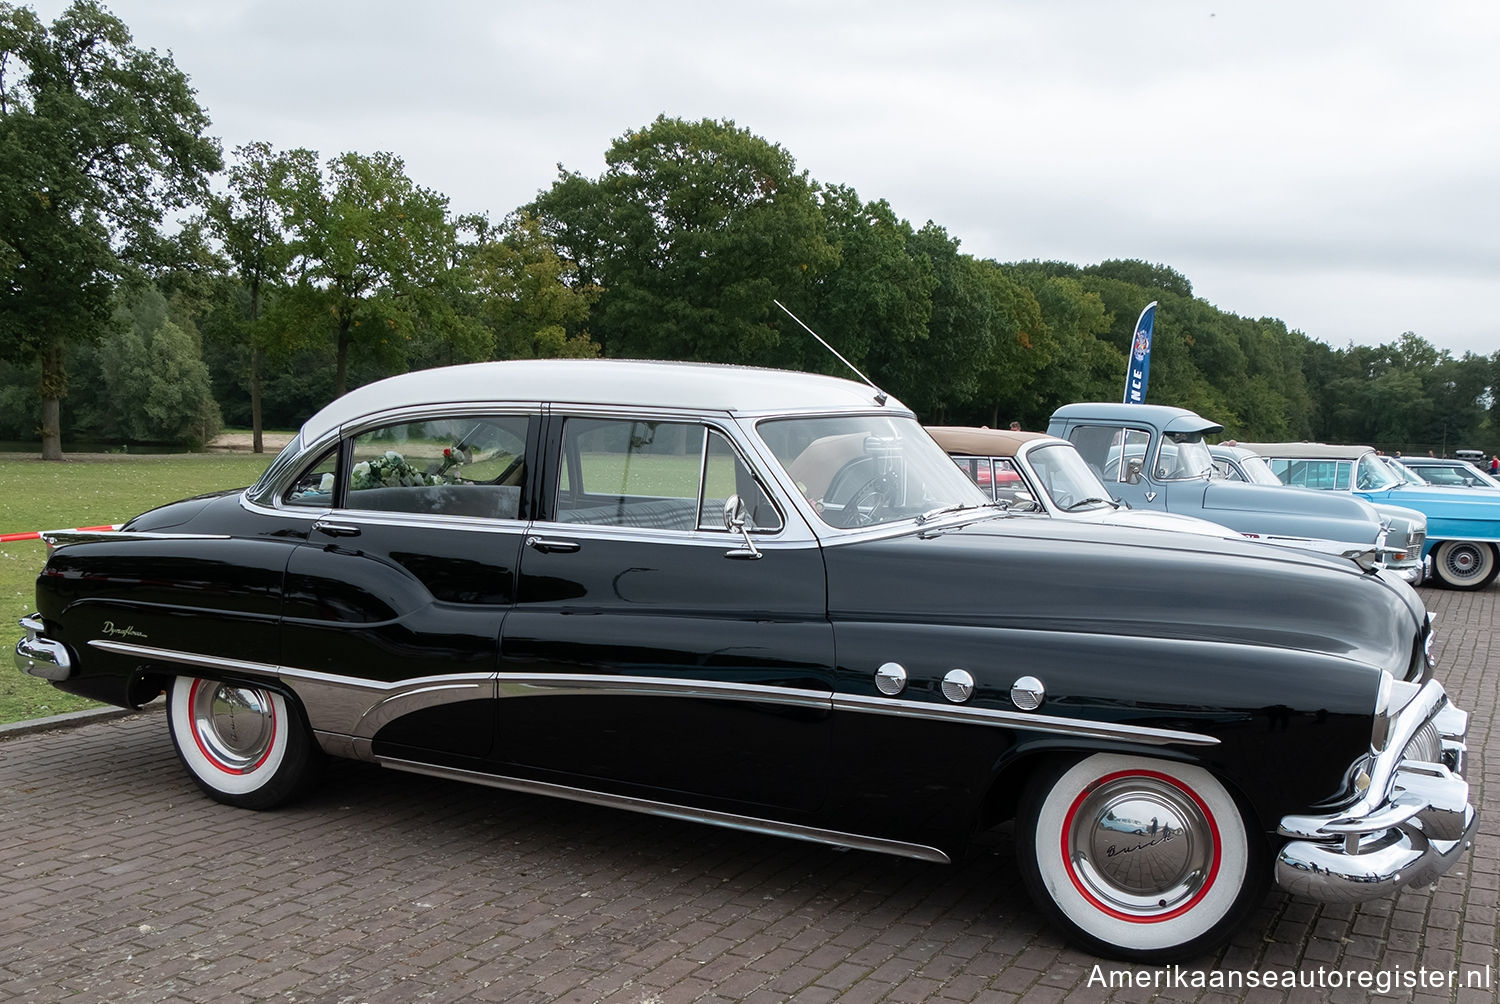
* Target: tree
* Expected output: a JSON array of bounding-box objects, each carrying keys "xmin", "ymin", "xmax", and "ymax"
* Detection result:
[
  {"xmin": 797, "ymin": 185, "xmax": 935, "ymax": 380},
  {"xmin": 531, "ymin": 116, "xmax": 837, "ymax": 365},
  {"xmin": 279, "ymin": 150, "xmax": 472, "ymax": 397},
  {"xmin": 0, "ymin": 1, "xmax": 220, "ymax": 458},
  {"xmin": 204, "ymin": 141, "xmax": 301, "ymax": 452},
  {"xmin": 470, "ymin": 212, "xmax": 601, "ymax": 360}
]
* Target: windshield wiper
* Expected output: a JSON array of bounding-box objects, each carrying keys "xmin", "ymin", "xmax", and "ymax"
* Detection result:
[
  {"xmin": 1061, "ymin": 497, "xmax": 1117, "ymax": 511},
  {"xmin": 915, "ymin": 502, "xmax": 1001, "ymax": 525}
]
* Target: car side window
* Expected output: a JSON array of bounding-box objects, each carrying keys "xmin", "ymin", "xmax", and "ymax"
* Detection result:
[
  {"xmin": 555, "ymin": 419, "xmax": 781, "ymax": 532},
  {"xmin": 702, "ymin": 430, "xmax": 783, "ymax": 532},
  {"xmin": 1272, "ymin": 459, "xmax": 1349, "ymax": 490},
  {"xmin": 344, "ymin": 416, "xmax": 530, "ymax": 520},
  {"xmin": 284, "ymin": 447, "xmax": 340, "ymax": 507},
  {"xmin": 1067, "ymin": 426, "xmax": 1150, "ymax": 483},
  {"xmin": 990, "ymin": 459, "xmax": 1029, "ymax": 505},
  {"xmin": 949, "ymin": 455, "xmax": 996, "ymax": 500}
]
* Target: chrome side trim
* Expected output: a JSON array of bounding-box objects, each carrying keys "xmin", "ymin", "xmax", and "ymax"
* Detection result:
[
  {"xmin": 376, "ymin": 755, "xmax": 952, "ymax": 864},
  {"xmin": 40, "ymin": 530, "xmax": 231, "ymax": 549},
  {"xmin": 88, "ymin": 642, "xmax": 1217, "ymax": 748},
  {"xmin": 832, "ymin": 693, "xmax": 1221, "ymax": 747},
  {"xmin": 496, "ymin": 673, "xmax": 832, "ymax": 709},
  {"xmin": 88, "ymin": 640, "xmax": 280, "ymax": 678},
  {"xmin": 86, "ymin": 640, "xmax": 492, "ymax": 741},
  {"xmin": 497, "ymin": 673, "xmax": 1217, "ymax": 746},
  {"xmin": 270, "ymin": 666, "xmax": 493, "ymax": 739}
]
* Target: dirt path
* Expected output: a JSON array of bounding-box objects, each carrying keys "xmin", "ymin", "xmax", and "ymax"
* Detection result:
[{"xmin": 206, "ymin": 431, "xmax": 294, "ymax": 452}]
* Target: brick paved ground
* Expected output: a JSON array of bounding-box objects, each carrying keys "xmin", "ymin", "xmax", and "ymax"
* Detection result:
[{"xmin": 2, "ymin": 584, "xmax": 1495, "ymax": 1003}]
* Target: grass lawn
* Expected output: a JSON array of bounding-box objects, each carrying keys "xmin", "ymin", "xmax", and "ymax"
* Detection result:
[{"xmin": 1, "ymin": 452, "xmax": 274, "ymax": 725}]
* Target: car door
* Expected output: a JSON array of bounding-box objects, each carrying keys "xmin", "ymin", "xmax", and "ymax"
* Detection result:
[
  {"xmin": 495, "ymin": 412, "xmax": 834, "ymax": 814},
  {"xmin": 278, "ymin": 412, "xmax": 537, "ymax": 761},
  {"xmin": 1065, "ymin": 423, "xmax": 1161, "ymax": 508}
]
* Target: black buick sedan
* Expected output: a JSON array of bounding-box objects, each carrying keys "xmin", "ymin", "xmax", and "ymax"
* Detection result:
[{"xmin": 16, "ymin": 360, "xmax": 1475, "ymax": 962}]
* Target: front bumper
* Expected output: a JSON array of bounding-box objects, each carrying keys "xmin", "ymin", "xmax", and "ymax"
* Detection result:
[
  {"xmin": 1390, "ymin": 562, "xmax": 1424, "ymax": 586},
  {"xmin": 1275, "ymin": 680, "xmax": 1475, "ymax": 902},
  {"xmin": 14, "ymin": 614, "xmax": 72, "ymax": 682}
]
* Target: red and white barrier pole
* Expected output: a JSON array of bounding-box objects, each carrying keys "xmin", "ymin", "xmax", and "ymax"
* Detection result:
[{"xmin": 0, "ymin": 524, "xmax": 120, "ymax": 544}]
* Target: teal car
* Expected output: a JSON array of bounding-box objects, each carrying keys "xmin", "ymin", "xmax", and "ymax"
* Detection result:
[{"xmin": 1239, "ymin": 441, "xmax": 1500, "ymax": 590}]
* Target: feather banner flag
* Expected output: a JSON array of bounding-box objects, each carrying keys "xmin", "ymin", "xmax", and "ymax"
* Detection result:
[{"xmin": 1122, "ymin": 301, "xmax": 1158, "ymax": 404}]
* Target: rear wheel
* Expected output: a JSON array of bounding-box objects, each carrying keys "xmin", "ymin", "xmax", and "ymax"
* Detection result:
[
  {"xmin": 167, "ymin": 676, "xmax": 323, "ymax": 809},
  {"xmin": 1430, "ymin": 540, "xmax": 1498, "ymax": 590},
  {"xmin": 1017, "ymin": 753, "xmax": 1266, "ymax": 962}
]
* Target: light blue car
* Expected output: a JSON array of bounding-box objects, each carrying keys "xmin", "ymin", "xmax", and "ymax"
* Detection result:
[
  {"xmin": 1238, "ymin": 441, "xmax": 1500, "ymax": 590},
  {"xmin": 1210, "ymin": 444, "xmax": 1428, "ymax": 586},
  {"xmin": 1046, "ymin": 404, "xmax": 1422, "ymax": 582}
]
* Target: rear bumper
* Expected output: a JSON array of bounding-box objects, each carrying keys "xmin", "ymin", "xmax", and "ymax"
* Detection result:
[
  {"xmin": 1275, "ymin": 682, "xmax": 1475, "ymax": 902},
  {"xmin": 14, "ymin": 615, "xmax": 72, "ymax": 682}
]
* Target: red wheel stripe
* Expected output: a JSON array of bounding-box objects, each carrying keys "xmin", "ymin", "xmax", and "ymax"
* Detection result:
[{"xmin": 1058, "ymin": 768, "xmax": 1223, "ymax": 924}]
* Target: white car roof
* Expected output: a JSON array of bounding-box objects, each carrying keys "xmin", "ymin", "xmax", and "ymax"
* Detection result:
[{"xmin": 300, "ymin": 359, "xmax": 903, "ymax": 443}]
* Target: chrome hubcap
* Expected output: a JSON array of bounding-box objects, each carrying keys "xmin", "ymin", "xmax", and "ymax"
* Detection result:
[
  {"xmin": 1066, "ymin": 774, "xmax": 1215, "ymax": 919},
  {"xmin": 191, "ymin": 681, "xmax": 276, "ymax": 772},
  {"xmin": 1444, "ymin": 545, "xmax": 1481, "ymax": 576}
]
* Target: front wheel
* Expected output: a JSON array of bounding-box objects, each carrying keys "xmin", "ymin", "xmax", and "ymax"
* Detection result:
[
  {"xmin": 1430, "ymin": 540, "xmax": 1499, "ymax": 590},
  {"xmin": 1017, "ymin": 753, "xmax": 1266, "ymax": 963},
  {"xmin": 167, "ymin": 676, "xmax": 323, "ymax": 809}
]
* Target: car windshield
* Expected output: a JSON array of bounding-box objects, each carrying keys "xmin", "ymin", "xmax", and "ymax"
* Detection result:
[
  {"xmin": 1236, "ymin": 454, "xmax": 1283, "ymax": 486},
  {"xmin": 1027, "ymin": 442, "xmax": 1116, "ymax": 511},
  {"xmin": 1157, "ymin": 433, "xmax": 1215, "ymax": 480},
  {"xmin": 1455, "ymin": 462, "xmax": 1500, "ymax": 487},
  {"xmin": 758, "ymin": 414, "xmax": 991, "ymax": 528},
  {"xmin": 1355, "ymin": 453, "xmax": 1402, "ymax": 491},
  {"xmin": 1383, "ymin": 459, "xmax": 1425, "ymax": 486}
]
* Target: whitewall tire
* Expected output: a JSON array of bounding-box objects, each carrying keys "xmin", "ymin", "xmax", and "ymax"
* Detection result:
[
  {"xmin": 1018, "ymin": 753, "xmax": 1265, "ymax": 962},
  {"xmin": 167, "ymin": 676, "xmax": 322, "ymax": 809},
  {"xmin": 1430, "ymin": 540, "xmax": 1498, "ymax": 591}
]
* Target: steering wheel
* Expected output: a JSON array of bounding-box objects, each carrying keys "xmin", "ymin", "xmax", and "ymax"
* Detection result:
[{"xmin": 838, "ymin": 474, "xmax": 895, "ymax": 527}]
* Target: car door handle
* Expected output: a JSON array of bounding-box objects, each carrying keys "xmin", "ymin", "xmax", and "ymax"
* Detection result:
[
  {"xmin": 314, "ymin": 521, "xmax": 362, "ymax": 538},
  {"xmin": 526, "ymin": 536, "xmax": 580, "ymax": 554}
]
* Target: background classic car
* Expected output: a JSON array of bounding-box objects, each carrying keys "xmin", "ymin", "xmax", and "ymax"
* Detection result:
[
  {"xmin": 931, "ymin": 426, "xmax": 1248, "ymax": 538},
  {"xmin": 16, "ymin": 360, "xmax": 1475, "ymax": 962},
  {"xmin": 930, "ymin": 426, "xmax": 1391, "ymax": 564},
  {"xmin": 1046, "ymin": 404, "xmax": 1423, "ymax": 584},
  {"xmin": 1398, "ymin": 456, "xmax": 1500, "ymax": 490},
  {"xmin": 1239, "ymin": 441, "xmax": 1500, "ymax": 590},
  {"xmin": 1209, "ymin": 443, "xmax": 1428, "ymax": 585}
]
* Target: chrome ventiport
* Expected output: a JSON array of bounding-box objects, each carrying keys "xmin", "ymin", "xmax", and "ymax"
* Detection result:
[
  {"xmin": 874, "ymin": 662, "xmax": 907, "ymax": 696},
  {"xmin": 1010, "ymin": 675, "xmax": 1045, "ymax": 710},
  {"xmin": 941, "ymin": 669, "xmax": 974, "ymax": 703}
]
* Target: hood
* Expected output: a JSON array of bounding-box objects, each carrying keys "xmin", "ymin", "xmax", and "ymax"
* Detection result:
[
  {"xmin": 1365, "ymin": 501, "xmax": 1426, "ymax": 535},
  {"xmin": 825, "ymin": 516, "xmax": 1423, "ymax": 681},
  {"xmin": 1202, "ymin": 479, "xmax": 1380, "ymax": 522},
  {"xmin": 1370, "ymin": 483, "xmax": 1500, "ymax": 511},
  {"xmin": 1074, "ymin": 507, "xmax": 1240, "ymax": 540}
]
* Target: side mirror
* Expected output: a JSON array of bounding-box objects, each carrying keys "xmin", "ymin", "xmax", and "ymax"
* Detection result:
[
  {"xmin": 722, "ymin": 495, "xmax": 762, "ymax": 560},
  {"xmin": 1125, "ymin": 458, "xmax": 1143, "ymax": 485}
]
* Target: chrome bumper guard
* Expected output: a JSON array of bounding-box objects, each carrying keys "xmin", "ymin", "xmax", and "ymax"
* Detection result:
[
  {"xmin": 1276, "ymin": 681, "xmax": 1476, "ymax": 903},
  {"xmin": 14, "ymin": 615, "xmax": 73, "ymax": 682}
]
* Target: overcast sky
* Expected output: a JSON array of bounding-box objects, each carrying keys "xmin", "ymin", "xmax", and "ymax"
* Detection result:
[{"xmin": 26, "ymin": 0, "xmax": 1500, "ymax": 357}]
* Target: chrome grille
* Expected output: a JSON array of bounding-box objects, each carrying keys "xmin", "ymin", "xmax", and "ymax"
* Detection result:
[
  {"xmin": 1409, "ymin": 530, "xmax": 1426, "ymax": 554},
  {"xmin": 1402, "ymin": 719, "xmax": 1441, "ymax": 764}
]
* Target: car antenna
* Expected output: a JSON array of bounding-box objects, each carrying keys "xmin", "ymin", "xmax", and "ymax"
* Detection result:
[{"xmin": 773, "ymin": 299, "xmax": 887, "ymax": 406}]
